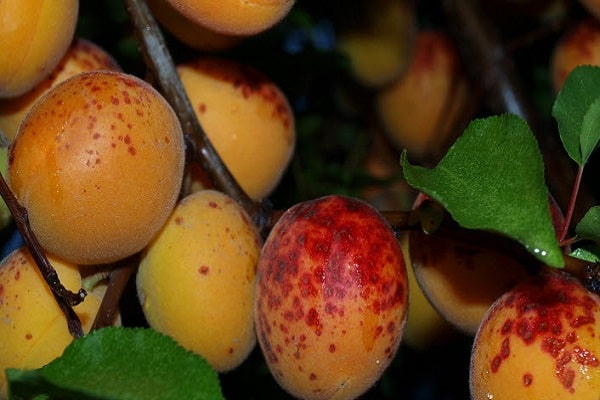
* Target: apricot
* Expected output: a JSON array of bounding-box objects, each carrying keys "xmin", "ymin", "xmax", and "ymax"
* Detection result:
[
  {"xmin": 376, "ymin": 29, "xmax": 472, "ymax": 161},
  {"xmin": 136, "ymin": 189, "xmax": 262, "ymax": 372},
  {"xmin": 147, "ymin": 0, "xmax": 242, "ymax": 50},
  {"xmin": 550, "ymin": 17, "xmax": 600, "ymax": 93},
  {"xmin": 255, "ymin": 195, "xmax": 408, "ymax": 400},
  {"xmin": 470, "ymin": 271, "xmax": 600, "ymax": 399},
  {"xmin": 0, "ymin": 247, "xmax": 104, "ymax": 398},
  {"xmin": 177, "ymin": 57, "xmax": 295, "ymax": 200},
  {"xmin": 0, "ymin": 0, "xmax": 78, "ymax": 98},
  {"xmin": 0, "ymin": 38, "xmax": 122, "ymax": 142},
  {"xmin": 338, "ymin": 0, "xmax": 416, "ymax": 88},
  {"xmin": 8, "ymin": 71, "xmax": 185, "ymax": 265},
  {"xmin": 409, "ymin": 229, "xmax": 532, "ymax": 336},
  {"xmin": 160, "ymin": 0, "xmax": 295, "ymax": 36}
]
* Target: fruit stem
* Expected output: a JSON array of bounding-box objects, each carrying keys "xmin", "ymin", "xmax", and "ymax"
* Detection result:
[
  {"xmin": 123, "ymin": 0, "xmax": 271, "ymax": 230},
  {"xmin": 0, "ymin": 171, "xmax": 85, "ymax": 337},
  {"xmin": 559, "ymin": 164, "xmax": 583, "ymax": 243}
]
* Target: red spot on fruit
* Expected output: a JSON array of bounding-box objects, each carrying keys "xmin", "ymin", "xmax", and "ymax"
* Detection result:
[
  {"xmin": 25, "ymin": 333, "xmax": 32, "ymax": 340},
  {"xmin": 309, "ymin": 373, "xmax": 317, "ymax": 380},
  {"xmin": 329, "ymin": 344, "xmax": 336, "ymax": 353},
  {"xmin": 198, "ymin": 265, "xmax": 210, "ymax": 275},
  {"xmin": 306, "ymin": 308, "xmax": 320, "ymax": 328},
  {"xmin": 523, "ymin": 373, "xmax": 533, "ymax": 386}
]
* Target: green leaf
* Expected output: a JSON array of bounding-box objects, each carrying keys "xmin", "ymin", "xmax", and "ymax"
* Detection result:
[
  {"xmin": 7, "ymin": 327, "xmax": 224, "ymax": 400},
  {"xmin": 401, "ymin": 113, "xmax": 563, "ymax": 268},
  {"xmin": 575, "ymin": 206, "xmax": 600, "ymax": 242},
  {"xmin": 552, "ymin": 65, "xmax": 600, "ymax": 165},
  {"xmin": 570, "ymin": 246, "xmax": 600, "ymax": 263}
]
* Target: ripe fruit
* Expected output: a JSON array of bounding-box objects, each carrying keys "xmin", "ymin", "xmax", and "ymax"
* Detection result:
[
  {"xmin": 255, "ymin": 195, "xmax": 408, "ymax": 400},
  {"xmin": 0, "ymin": 0, "xmax": 79, "ymax": 98},
  {"xmin": 0, "ymin": 247, "xmax": 105, "ymax": 397},
  {"xmin": 409, "ymin": 229, "xmax": 533, "ymax": 335},
  {"xmin": 177, "ymin": 57, "xmax": 295, "ymax": 200},
  {"xmin": 0, "ymin": 38, "xmax": 122, "ymax": 141},
  {"xmin": 338, "ymin": 0, "xmax": 416, "ymax": 88},
  {"xmin": 136, "ymin": 189, "xmax": 262, "ymax": 372},
  {"xmin": 470, "ymin": 271, "xmax": 600, "ymax": 399},
  {"xmin": 147, "ymin": 0, "xmax": 242, "ymax": 50},
  {"xmin": 550, "ymin": 17, "xmax": 600, "ymax": 93},
  {"xmin": 376, "ymin": 29, "xmax": 472, "ymax": 162},
  {"xmin": 8, "ymin": 71, "xmax": 185, "ymax": 265},
  {"xmin": 157, "ymin": 0, "xmax": 295, "ymax": 36}
]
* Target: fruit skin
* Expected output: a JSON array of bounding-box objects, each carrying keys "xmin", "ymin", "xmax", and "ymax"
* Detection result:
[
  {"xmin": 338, "ymin": 0, "xmax": 416, "ymax": 88},
  {"xmin": 137, "ymin": 189, "xmax": 262, "ymax": 372},
  {"xmin": 8, "ymin": 71, "xmax": 185, "ymax": 265},
  {"xmin": 550, "ymin": 17, "xmax": 600, "ymax": 93},
  {"xmin": 0, "ymin": 247, "xmax": 103, "ymax": 398},
  {"xmin": 164, "ymin": 0, "xmax": 295, "ymax": 36},
  {"xmin": 178, "ymin": 58, "xmax": 295, "ymax": 200},
  {"xmin": 255, "ymin": 195, "xmax": 408, "ymax": 400},
  {"xmin": 0, "ymin": 38, "xmax": 122, "ymax": 141},
  {"xmin": 470, "ymin": 271, "xmax": 600, "ymax": 400},
  {"xmin": 376, "ymin": 29, "xmax": 472, "ymax": 162},
  {"xmin": 0, "ymin": 0, "xmax": 79, "ymax": 98}
]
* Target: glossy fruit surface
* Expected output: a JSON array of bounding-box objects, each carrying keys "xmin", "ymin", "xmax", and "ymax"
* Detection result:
[
  {"xmin": 137, "ymin": 189, "xmax": 262, "ymax": 372},
  {"xmin": 470, "ymin": 271, "xmax": 600, "ymax": 399},
  {"xmin": 178, "ymin": 57, "xmax": 295, "ymax": 200},
  {"xmin": 0, "ymin": 247, "xmax": 103, "ymax": 397},
  {"xmin": 0, "ymin": 0, "xmax": 79, "ymax": 98},
  {"xmin": 255, "ymin": 195, "xmax": 408, "ymax": 400},
  {"xmin": 8, "ymin": 71, "xmax": 185, "ymax": 265},
  {"xmin": 0, "ymin": 38, "xmax": 122, "ymax": 141}
]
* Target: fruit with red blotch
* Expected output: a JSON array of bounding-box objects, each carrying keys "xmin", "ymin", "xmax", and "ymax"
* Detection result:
[
  {"xmin": 550, "ymin": 17, "xmax": 600, "ymax": 93},
  {"xmin": 375, "ymin": 29, "xmax": 473, "ymax": 162},
  {"xmin": 254, "ymin": 195, "xmax": 408, "ymax": 400},
  {"xmin": 0, "ymin": 0, "xmax": 79, "ymax": 98},
  {"xmin": 8, "ymin": 71, "xmax": 185, "ymax": 265},
  {"xmin": 470, "ymin": 271, "xmax": 600, "ymax": 399},
  {"xmin": 154, "ymin": 0, "xmax": 295, "ymax": 37},
  {"xmin": 136, "ymin": 189, "xmax": 262, "ymax": 372},
  {"xmin": 0, "ymin": 38, "xmax": 122, "ymax": 141},
  {"xmin": 177, "ymin": 57, "xmax": 295, "ymax": 200}
]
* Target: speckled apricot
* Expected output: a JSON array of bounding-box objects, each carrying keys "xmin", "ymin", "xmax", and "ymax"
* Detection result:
[
  {"xmin": 470, "ymin": 271, "xmax": 600, "ymax": 400},
  {"xmin": 178, "ymin": 57, "xmax": 295, "ymax": 200},
  {"xmin": 8, "ymin": 71, "xmax": 185, "ymax": 265},
  {"xmin": 164, "ymin": 0, "xmax": 295, "ymax": 36},
  {"xmin": 137, "ymin": 189, "xmax": 262, "ymax": 372},
  {"xmin": 0, "ymin": 38, "xmax": 122, "ymax": 141},
  {"xmin": 0, "ymin": 247, "xmax": 103, "ymax": 398},
  {"xmin": 255, "ymin": 195, "xmax": 408, "ymax": 400},
  {"xmin": 0, "ymin": 0, "xmax": 78, "ymax": 98}
]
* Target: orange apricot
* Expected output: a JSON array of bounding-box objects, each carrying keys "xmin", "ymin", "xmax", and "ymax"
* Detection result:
[
  {"xmin": 8, "ymin": 71, "xmax": 185, "ymax": 265},
  {"xmin": 0, "ymin": 0, "xmax": 78, "ymax": 98},
  {"xmin": 0, "ymin": 38, "xmax": 122, "ymax": 141}
]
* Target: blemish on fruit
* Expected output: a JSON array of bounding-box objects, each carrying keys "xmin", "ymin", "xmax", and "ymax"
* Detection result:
[
  {"xmin": 523, "ymin": 373, "xmax": 533, "ymax": 386},
  {"xmin": 198, "ymin": 265, "xmax": 210, "ymax": 275}
]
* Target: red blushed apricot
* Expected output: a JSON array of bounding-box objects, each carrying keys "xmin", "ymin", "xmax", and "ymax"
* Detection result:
[
  {"xmin": 470, "ymin": 271, "xmax": 600, "ymax": 399},
  {"xmin": 255, "ymin": 195, "xmax": 408, "ymax": 400},
  {"xmin": 0, "ymin": 38, "xmax": 122, "ymax": 141},
  {"xmin": 164, "ymin": 0, "xmax": 295, "ymax": 36},
  {"xmin": 0, "ymin": 0, "xmax": 78, "ymax": 98},
  {"xmin": 8, "ymin": 71, "xmax": 185, "ymax": 265}
]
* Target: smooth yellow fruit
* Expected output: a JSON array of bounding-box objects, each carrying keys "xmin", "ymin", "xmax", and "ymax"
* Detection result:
[
  {"xmin": 178, "ymin": 58, "xmax": 295, "ymax": 200},
  {"xmin": 8, "ymin": 71, "xmax": 185, "ymax": 265},
  {"xmin": 0, "ymin": 38, "xmax": 122, "ymax": 141},
  {"xmin": 0, "ymin": 0, "xmax": 78, "ymax": 98},
  {"xmin": 137, "ymin": 189, "xmax": 262, "ymax": 372},
  {"xmin": 163, "ymin": 0, "xmax": 295, "ymax": 36},
  {"xmin": 0, "ymin": 247, "xmax": 102, "ymax": 397}
]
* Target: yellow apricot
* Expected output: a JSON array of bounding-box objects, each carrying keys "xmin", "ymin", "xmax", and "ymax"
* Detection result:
[
  {"xmin": 0, "ymin": 0, "xmax": 78, "ymax": 98},
  {"xmin": 163, "ymin": 0, "xmax": 295, "ymax": 36},
  {"xmin": 0, "ymin": 38, "xmax": 122, "ymax": 141},
  {"xmin": 8, "ymin": 71, "xmax": 185, "ymax": 265},
  {"xmin": 0, "ymin": 247, "xmax": 103, "ymax": 398},
  {"xmin": 178, "ymin": 57, "xmax": 295, "ymax": 200},
  {"xmin": 137, "ymin": 189, "xmax": 262, "ymax": 372},
  {"xmin": 470, "ymin": 271, "xmax": 600, "ymax": 399}
]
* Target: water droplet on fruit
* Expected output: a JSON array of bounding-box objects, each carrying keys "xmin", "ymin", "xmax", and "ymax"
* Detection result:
[{"xmin": 486, "ymin": 393, "xmax": 494, "ymax": 399}]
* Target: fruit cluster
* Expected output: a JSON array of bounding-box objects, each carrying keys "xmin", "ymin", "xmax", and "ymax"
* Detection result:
[{"xmin": 1, "ymin": 0, "xmax": 600, "ymax": 399}]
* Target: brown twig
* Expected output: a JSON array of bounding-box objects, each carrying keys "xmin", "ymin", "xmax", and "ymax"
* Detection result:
[{"xmin": 0, "ymin": 172, "xmax": 85, "ymax": 337}]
